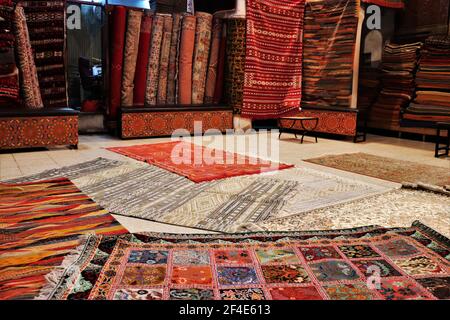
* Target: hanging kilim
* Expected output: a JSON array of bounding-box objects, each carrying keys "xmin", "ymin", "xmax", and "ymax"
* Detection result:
[
  {"xmin": 241, "ymin": 0, "xmax": 306, "ymax": 119},
  {"xmin": 18, "ymin": 1, "xmax": 68, "ymax": 108},
  {"xmin": 361, "ymin": 0, "xmax": 405, "ymax": 9}
]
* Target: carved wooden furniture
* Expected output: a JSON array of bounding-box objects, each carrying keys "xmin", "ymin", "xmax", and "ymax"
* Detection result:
[
  {"xmin": 120, "ymin": 105, "xmax": 233, "ymax": 139},
  {"xmin": 279, "ymin": 106, "xmax": 366, "ymax": 143},
  {"xmin": 0, "ymin": 108, "xmax": 79, "ymax": 150}
]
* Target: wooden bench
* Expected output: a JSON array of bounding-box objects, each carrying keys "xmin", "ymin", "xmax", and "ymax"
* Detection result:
[
  {"xmin": 119, "ymin": 105, "xmax": 234, "ymax": 139},
  {"xmin": 0, "ymin": 107, "xmax": 79, "ymax": 150}
]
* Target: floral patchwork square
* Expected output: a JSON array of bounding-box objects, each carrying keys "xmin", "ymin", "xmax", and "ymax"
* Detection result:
[
  {"xmin": 171, "ymin": 266, "xmax": 213, "ymax": 285},
  {"xmin": 378, "ymin": 278, "xmax": 431, "ymax": 300},
  {"xmin": 299, "ymin": 246, "xmax": 342, "ymax": 262},
  {"xmin": 120, "ymin": 265, "xmax": 166, "ymax": 286},
  {"xmin": 169, "ymin": 289, "xmax": 214, "ymax": 300},
  {"xmin": 352, "ymin": 259, "xmax": 401, "ymax": 277},
  {"xmin": 310, "ymin": 260, "xmax": 359, "ymax": 282},
  {"xmin": 113, "ymin": 288, "xmax": 163, "ymax": 300},
  {"xmin": 217, "ymin": 266, "xmax": 259, "ymax": 286},
  {"xmin": 269, "ymin": 286, "xmax": 322, "ymax": 300},
  {"xmin": 255, "ymin": 248, "xmax": 299, "ymax": 264},
  {"xmin": 220, "ymin": 288, "xmax": 266, "ymax": 300},
  {"xmin": 261, "ymin": 265, "xmax": 310, "ymax": 284},
  {"xmin": 324, "ymin": 283, "xmax": 376, "ymax": 300},
  {"xmin": 393, "ymin": 256, "xmax": 445, "ymax": 276},
  {"xmin": 214, "ymin": 250, "xmax": 253, "ymax": 264},
  {"xmin": 416, "ymin": 277, "xmax": 450, "ymax": 300},
  {"xmin": 172, "ymin": 250, "xmax": 210, "ymax": 265},
  {"xmin": 127, "ymin": 250, "xmax": 168, "ymax": 264},
  {"xmin": 375, "ymin": 239, "xmax": 420, "ymax": 257},
  {"xmin": 338, "ymin": 245, "xmax": 380, "ymax": 259}
]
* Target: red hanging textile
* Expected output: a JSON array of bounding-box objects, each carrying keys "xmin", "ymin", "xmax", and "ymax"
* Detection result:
[
  {"xmin": 108, "ymin": 6, "xmax": 126, "ymax": 118},
  {"xmin": 241, "ymin": 0, "xmax": 306, "ymax": 119}
]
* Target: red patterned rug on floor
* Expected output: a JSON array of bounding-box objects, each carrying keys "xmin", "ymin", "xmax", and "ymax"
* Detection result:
[{"xmin": 107, "ymin": 141, "xmax": 294, "ymax": 183}]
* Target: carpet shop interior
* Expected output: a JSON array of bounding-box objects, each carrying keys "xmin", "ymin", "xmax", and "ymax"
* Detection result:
[{"xmin": 0, "ymin": 0, "xmax": 449, "ymax": 303}]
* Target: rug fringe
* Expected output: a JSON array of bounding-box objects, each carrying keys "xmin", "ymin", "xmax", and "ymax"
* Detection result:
[
  {"xmin": 402, "ymin": 182, "xmax": 450, "ymax": 196},
  {"xmin": 34, "ymin": 234, "xmax": 95, "ymax": 300}
]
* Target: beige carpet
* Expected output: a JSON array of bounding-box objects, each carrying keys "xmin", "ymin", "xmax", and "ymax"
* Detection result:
[{"xmin": 305, "ymin": 153, "xmax": 450, "ymax": 187}]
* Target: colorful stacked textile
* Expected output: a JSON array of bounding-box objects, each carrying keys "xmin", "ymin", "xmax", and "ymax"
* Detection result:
[
  {"xmin": 37, "ymin": 222, "xmax": 450, "ymax": 300},
  {"xmin": 109, "ymin": 9, "xmax": 227, "ymax": 115},
  {"xmin": 19, "ymin": 1, "xmax": 68, "ymax": 108},
  {"xmin": 370, "ymin": 42, "xmax": 422, "ymax": 127},
  {"xmin": 0, "ymin": 1, "xmax": 19, "ymax": 105},
  {"xmin": 403, "ymin": 35, "xmax": 450, "ymax": 124},
  {"xmin": 0, "ymin": 178, "xmax": 127, "ymax": 300},
  {"xmin": 241, "ymin": 0, "xmax": 305, "ymax": 119},
  {"xmin": 361, "ymin": 0, "xmax": 405, "ymax": 8},
  {"xmin": 302, "ymin": 0, "xmax": 360, "ymax": 109}
]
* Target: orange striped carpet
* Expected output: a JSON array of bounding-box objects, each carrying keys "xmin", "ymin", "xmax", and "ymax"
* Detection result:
[{"xmin": 0, "ymin": 178, "xmax": 128, "ymax": 300}]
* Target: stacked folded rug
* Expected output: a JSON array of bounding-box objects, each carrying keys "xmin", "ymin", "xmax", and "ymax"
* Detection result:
[
  {"xmin": 402, "ymin": 35, "xmax": 450, "ymax": 125},
  {"xmin": 370, "ymin": 42, "xmax": 422, "ymax": 127}
]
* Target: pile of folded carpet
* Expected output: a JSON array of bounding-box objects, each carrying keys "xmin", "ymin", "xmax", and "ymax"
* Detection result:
[
  {"xmin": 402, "ymin": 35, "xmax": 450, "ymax": 125},
  {"xmin": 369, "ymin": 42, "xmax": 422, "ymax": 127},
  {"xmin": 109, "ymin": 7, "xmax": 228, "ymax": 118},
  {"xmin": 0, "ymin": 0, "xmax": 19, "ymax": 106},
  {"xmin": 302, "ymin": 0, "xmax": 360, "ymax": 109}
]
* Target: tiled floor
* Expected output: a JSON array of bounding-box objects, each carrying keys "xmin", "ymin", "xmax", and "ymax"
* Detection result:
[{"xmin": 1, "ymin": 132, "xmax": 448, "ymax": 234}]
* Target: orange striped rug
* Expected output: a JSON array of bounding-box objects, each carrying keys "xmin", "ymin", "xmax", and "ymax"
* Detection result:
[{"xmin": 0, "ymin": 178, "xmax": 127, "ymax": 300}]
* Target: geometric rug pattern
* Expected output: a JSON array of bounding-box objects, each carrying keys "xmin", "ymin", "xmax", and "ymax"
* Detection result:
[
  {"xmin": 106, "ymin": 141, "xmax": 295, "ymax": 183},
  {"xmin": 37, "ymin": 222, "xmax": 450, "ymax": 300},
  {"xmin": 5, "ymin": 158, "xmax": 391, "ymax": 233},
  {"xmin": 247, "ymin": 189, "xmax": 450, "ymax": 238}
]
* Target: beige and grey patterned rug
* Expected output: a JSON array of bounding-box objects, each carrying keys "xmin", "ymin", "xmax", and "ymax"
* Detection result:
[
  {"xmin": 241, "ymin": 189, "xmax": 450, "ymax": 238},
  {"xmin": 305, "ymin": 153, "xmax": 450, "ymax": 188},
  {"xmin": 4, "ymin": 158, "xmax": 391, "ymax": 233}
]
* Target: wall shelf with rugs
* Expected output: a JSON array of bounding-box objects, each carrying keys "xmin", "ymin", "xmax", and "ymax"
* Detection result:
[{"xmin": 103, "ymin": 0, "xmax": 236, "ymax": 136}]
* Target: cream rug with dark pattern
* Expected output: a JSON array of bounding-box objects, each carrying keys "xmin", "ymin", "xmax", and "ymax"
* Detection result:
[{"xmin": 4, "ymin": 158, "xmax": 391, "ymax": 233}]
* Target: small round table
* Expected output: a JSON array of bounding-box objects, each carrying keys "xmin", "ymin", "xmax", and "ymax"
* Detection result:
[{"xmin": 278, "ymin": 116, "xmax": 319, "ymax": 143}]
